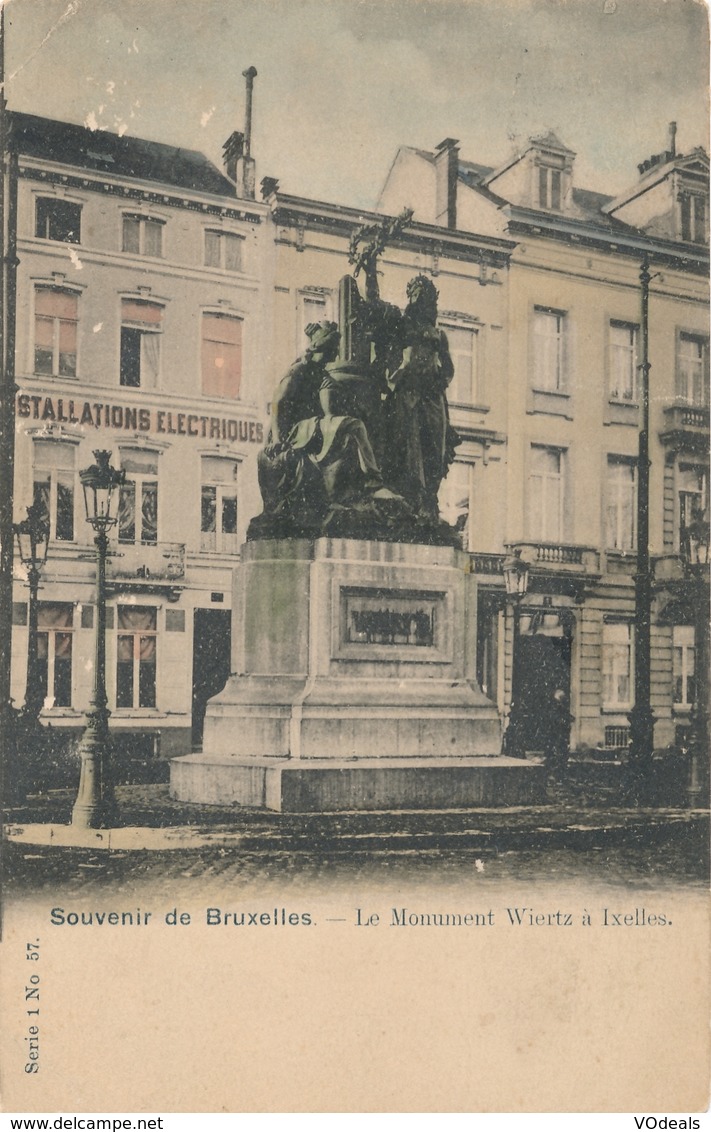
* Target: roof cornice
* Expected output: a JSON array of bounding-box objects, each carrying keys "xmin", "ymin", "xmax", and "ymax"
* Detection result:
[
  {"xmin": 18, "ymin": 160, "xmax": 265, "ymax": 223},
  {"xmin": 271, "ymin": 193, "xmax": 516, "ymax": 265}
]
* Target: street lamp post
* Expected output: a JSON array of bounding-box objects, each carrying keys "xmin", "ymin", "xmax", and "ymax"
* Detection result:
[
  {"xmin": 13, "ymin": 502, "xmax": 49, "ymax": 722},
  {"xmin": 627, "ymin": 256, "xmax": 655, "ymax": 800},
  {"xmin": 71, "ymin": 450, "xmax": 124, "ymax": 829},
  {"xmin": 502, "ymin": 548, "xmax": 530, "ymax": 759},
  {"xmin": 680, "ymin": 510, "xmax": 710, "ymax": 808}
]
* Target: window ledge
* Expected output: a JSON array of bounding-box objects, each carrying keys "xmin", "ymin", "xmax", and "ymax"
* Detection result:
[
  {"xmin": 112, "ymin": 710, "xmax": 168, "ymax": 719},
  {"xmin": 530, "ymin": 387, "xmax": 570, "ymax": 398},
  {"xmin": 449, "ymin": 401, "xmax": 491, "ymax": 414},
  {"xmin": 33, "ymin": 372, "xmax": 80, "ymax": 381}
]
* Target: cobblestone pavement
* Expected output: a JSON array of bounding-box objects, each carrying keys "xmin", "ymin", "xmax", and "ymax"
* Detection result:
[{"xmin": 3, "ymin": 782, "xmax": 708, "ymax": 901}]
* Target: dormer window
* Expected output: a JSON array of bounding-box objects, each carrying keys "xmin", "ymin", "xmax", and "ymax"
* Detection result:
[
  {"xmin": 679, "ymin": 192, "xmax": 707, "ymax": 244},
  {"xmin": 539, "ymin": 164, "xmax": 563, "ymax": 211}
]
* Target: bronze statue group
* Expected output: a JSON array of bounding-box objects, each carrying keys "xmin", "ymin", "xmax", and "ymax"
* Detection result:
[{"xmin": 250, "ymin": 213, "xmax": 461, "ymax": 545}]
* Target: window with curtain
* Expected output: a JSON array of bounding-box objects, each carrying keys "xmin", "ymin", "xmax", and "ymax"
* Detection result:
[
  {"xmin": 37, "ymin": 603, "xmax": 74, "ymax": 707},
  {"xmin": 532, "ymin": 307, "xmax": 567, "ymax": 392},
  {"xmin": 120, "ymin": 300, "xmax": 163, "ymax": 388},
  {"xmin": 606, "ymin": 458, "xmax": 637, "ymax": 551},
  {"xmin": 202, "ymin": 314, "xmax": 242, "ymax": 399},
  {"xmin": 676, "ymin": 333, "xmax": 709, "ymax": 406},
  {"xmin": 200, "ymin": 457, "xmax": 239, "ymax": 553},
  {"xmin": 119, "ymin": 452, "xmax": 158, "ymax": 545},
  {"xmin": 122, "ymin": 215, "xmax": 164, "ymax": 257},
  {"xmin": 443, "ymin": 324, "xmax": 477, "ymax": 405},
  {"xmin": 678, "ymin": 465, "xmax": 707, "ymax": 548},
  {"xmin": 609, "ymin": 321, "xmax": 638, "ymax": 402},
  {"xmin": 33, "ymin": 441, "xmax": 75, "ymax": 542},
  {"xmin": 116, "ymin": 605, "xmax": 157, "ymax": 709},
  {"xmin": 528, "ymin": 446, "xmax": 564, "ymax": 542},
  {"xmin": 34, "ymin": 288, "xmax": 78, "ymax": 377},
  {"xmin": 673, "ymin": 625, "xmax": 695, "ymax": 710},
  {"xmin": 204, "ymin": 230, "xmax": 243, "ymax": 271},
  {"xmin": 602, "ymin": 622, "xmax": 633, "ymax": 710}
]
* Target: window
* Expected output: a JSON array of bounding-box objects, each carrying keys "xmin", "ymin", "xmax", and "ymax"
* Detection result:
[
  {"xmin": 602, "ymin": 622, "xmax": 633, "ymax": 710},
  {"xmin": 116, "ymin": 605, "xmax": 157, "ymax": 709},
  {"xmin": 205, "ymin": 230, "xmax": 243, "ymax": 272},
  {"xmin": 673, "ymin": 625, "xmax": 695, "ymax": 710},
  {"xmin": 680, "ymin": 194, "xmax": 707, "ymax": 244},
  {"xmin": 606, "ymin": 458, "xmax": 636, "ymax": 551},
  {"xmin": 678, "ymin": 465, "xmax": 707, "ymax": 545},
  {"xmin": 122, "ymin": 215, "xmax": 164, "ymax": 257},
  {"xmin": 676, "ymin": 333, "xmax": 709, "ymax": 406},
  {"xmin": 202, "ymin": 314, "xmax": 242, "ymax": 399},
  {"xmin": 200, "ymin": 457, "xmax": 239, "ymax": 554},
  {"xmin": 118, "ymin": 451, "xmax": 158, "ymax": 545},
  {"xmin": 528, "ymin": 446, "xmax": 563, "ymax": 542},
  {"xmin": 438, "ymin": 460, "xmax": 471, "ymax": 548},
  {"xmin": 443, "ymin": 325, "xmax": 478, "ymax": 405},
  {"xmin": 609, "ymin": 321, "xmax": 638, "ymax": 402},
  {"xmin": 532, "ymin": 308, "xmax": 566, "ymax": 392},
  {"xmin": 34, "ymin": 288, "xmax": 78, "ymax": 377},
  {"xmin": 120, "ymin": 300, "xmax": 162, "ymax": 388},
  {"xmin": 35, "ymin": 198, "xmax": 81, "ymax": 244},
  {"xmin": 37, "ymin": 603, "xmax": 74, "ymax": 708},
  {"xmin": 298, "ymin": 290, "xmax": 333, "ymax": 346},
  {"xmin": 538, "ymin": 166, "xmax": 562, "ymax": 210},
  {"xmin": 33, "ymin": 441, "xmax": 75, "ymax": 542}
]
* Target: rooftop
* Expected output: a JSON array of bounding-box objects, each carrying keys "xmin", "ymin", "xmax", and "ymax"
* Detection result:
[{"xmin": 10, "ymin": 111, "xmax": 236, "ymax": 197}]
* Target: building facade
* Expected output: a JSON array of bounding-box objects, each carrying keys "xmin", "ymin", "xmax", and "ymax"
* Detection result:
[
  {"xmin": 9, "ymin": 111, "xmax": 710, "ymax": 769},
  {"xmin": 377, "ymin": 128, "xmax": 709, "ymax": 753},
  {"xmin": 10, "ymin": 113, "xmax": 270, "ymax": 759}
]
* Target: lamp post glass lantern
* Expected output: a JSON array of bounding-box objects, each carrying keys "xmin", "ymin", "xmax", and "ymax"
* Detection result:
[
  {"xmin": 680, "ymin": 508, "xmax": 710, "ymax": 808},
  {"xmin": 71, "ymin": 450, "xmax": 125, "ymax": 829},
  {"xmin": 502, "ymin": 548, "xmax": 530, "ymax": 759}
]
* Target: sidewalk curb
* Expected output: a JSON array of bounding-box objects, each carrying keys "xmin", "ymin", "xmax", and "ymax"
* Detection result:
[{"xmin": 4, "ymin": 812, "xmax": 708, "ymax": 853}]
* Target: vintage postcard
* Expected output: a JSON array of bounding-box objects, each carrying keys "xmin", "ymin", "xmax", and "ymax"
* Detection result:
[{"xmin": 0, "ymin": 0, "xmax": 709, "ymax": 1116}]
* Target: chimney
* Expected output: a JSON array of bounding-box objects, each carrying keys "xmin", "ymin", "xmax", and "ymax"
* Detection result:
[
  {"xmin": 261, "ymin": 176, "xmax": 279, "ymax": 200},
  {"xmin": 434, "ymin": 138, "xmax": 459, "ymax": 229},
  {"xmin": 238, "ymin": 66, "xmax": 258, "ymax": 199},
  {"xmin": 222, "ymin": 130, "xmax": 244, "ymax": 183},
  {"xmin": 669, "ymin": 121, "xmax": 677, "ymax": 158}
]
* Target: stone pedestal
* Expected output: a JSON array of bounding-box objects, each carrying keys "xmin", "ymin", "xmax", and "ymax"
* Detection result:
[{"xmin": 171, "ymin": 538, "xmax": 545, "ymax": 810}]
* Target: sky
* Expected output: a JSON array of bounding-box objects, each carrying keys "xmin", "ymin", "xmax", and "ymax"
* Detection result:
[{"xmin": 2, "ymin": 0, "xmax": 709, "ymax": 210}]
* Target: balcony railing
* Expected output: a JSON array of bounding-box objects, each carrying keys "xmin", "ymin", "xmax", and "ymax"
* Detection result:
[
  {"xmin": 108, "ymin": 541, "xmax": 185, "ymax": 581},
  {"xmin": 514, "ymin": 542, "xmax": 600, "ymax": 571},
  {"xmin": 660, "ymin": 404, "xmax": 709, "ymax": 450},
  {"xmin": 470, "ymin": 553, "xmax": 505, "ymax": 575}
]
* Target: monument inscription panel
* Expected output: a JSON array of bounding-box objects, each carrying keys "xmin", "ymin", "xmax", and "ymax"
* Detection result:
[{"xmin": 337, "ymin": 586, "xmax": 449, "ymax": 662}]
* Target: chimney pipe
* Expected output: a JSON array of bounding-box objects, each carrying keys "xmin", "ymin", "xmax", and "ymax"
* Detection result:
[
  {"xmin": 668, "ymin": 121, "xmax": 677, "ymax": 159},
  {"xmin": 242, "ymin": 66, "xmax": 257, "ymax": 159},
  {"xmin": 434, "ymin": 138, "xmax": 460, "ymax": 229}
]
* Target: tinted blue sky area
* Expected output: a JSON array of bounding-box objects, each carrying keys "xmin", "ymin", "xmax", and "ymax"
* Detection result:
[{"xmin": 3, "ymin": 0, "xmax": 709, "ymax": 208}]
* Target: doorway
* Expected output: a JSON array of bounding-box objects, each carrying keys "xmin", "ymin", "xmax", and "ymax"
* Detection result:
[
  {"xmin": 516, "ymin": 630, "xmax": 572, "ymax": 754},
  {"xmin": 191, "ymin": 609, "xmax": 231, "ymax": 748}
]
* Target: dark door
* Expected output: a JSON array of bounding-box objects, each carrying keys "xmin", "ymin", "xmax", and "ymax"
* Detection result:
[
  {"xmin": 192, "ymin": 609, "xmax": 231, "ymax": 747},
  {"xmin": 516, "ymin": 634, "xmax": 572, "ymax": 753}
]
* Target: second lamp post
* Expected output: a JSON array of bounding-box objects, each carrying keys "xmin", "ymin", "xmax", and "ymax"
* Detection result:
[{"xmin": 71, "ymin": 450, "xmax": 124, "ymax": 830}]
